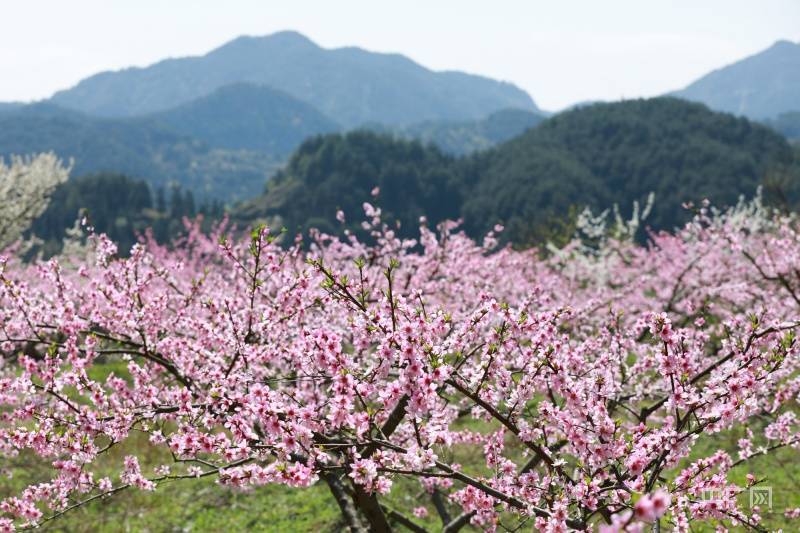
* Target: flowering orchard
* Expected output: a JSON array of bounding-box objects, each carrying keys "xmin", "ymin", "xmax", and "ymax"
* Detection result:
[{"xmin": 1, "ymin": 197, "xmax": 799, "ymax": 532}]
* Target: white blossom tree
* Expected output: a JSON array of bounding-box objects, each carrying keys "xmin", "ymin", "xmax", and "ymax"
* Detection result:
[{"xmin": 0, "ymin": 152, "xmax": 70, "ymax": 250}]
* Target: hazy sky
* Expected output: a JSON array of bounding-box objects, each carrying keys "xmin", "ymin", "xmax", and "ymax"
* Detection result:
[{"xmin": 1, "ymin": 0, "xmax": 799, "ymax": 111}]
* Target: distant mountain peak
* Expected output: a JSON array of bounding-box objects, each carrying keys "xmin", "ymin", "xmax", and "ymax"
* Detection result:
[
  {"xmin": 49, "ymin": 31, "xmax": 538, "ymax": 126},
  {"xmin": 672, "ymin": 39, "xmax": 800, "ymax": 119},
  {"xmin": 256, "ymin": 29, "xmax": 313, "ymax": 42},
  {"xmin": 768, "ymin": 39, "xmax": 799, "ymax": 50},
  {"xmin": 212, "ymin": 31, "xmax": 318, "ymax": 53}
]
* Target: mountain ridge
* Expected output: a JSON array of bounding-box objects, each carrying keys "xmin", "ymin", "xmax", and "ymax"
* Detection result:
[
  {"xmin": 147, "ymin": 82, "xmax": 340, "ymax": 154},
  {"xmin": 671, "ymin": 39, "xmax": 800, "ymax": 119},
  {"xmin": 240, "ymin": 98, "xmax": 798, "ymax": 244},
  {"xmin": 50, "ymin": 31, "xmax": 538, "ymax": 127},
  {"xmin": 364, "ymin": 108, "xmax": 546, "ymax": 155},
  {"xmin": 0, "ymin": 102, "xmax": 280, "ymax": 201}
]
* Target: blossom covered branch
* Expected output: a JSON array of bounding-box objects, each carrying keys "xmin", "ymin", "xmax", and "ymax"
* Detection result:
[{"xmin": 0, "ymin": 196, "xmax": 798, "ymax": 532}]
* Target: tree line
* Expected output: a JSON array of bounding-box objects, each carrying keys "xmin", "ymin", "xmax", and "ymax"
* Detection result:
[
  {"xmin": 243, "ymin": 98, "xmax": 800, "ymax": 245},
  {"xmin": 24, "ymin": 97, "xmax": 800, "ymax": 255},
  {"xmin": 29, "ymin": 174, "xmax": 224, "ymax": 257}
]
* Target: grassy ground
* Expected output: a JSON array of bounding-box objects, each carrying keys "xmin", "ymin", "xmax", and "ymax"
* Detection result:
[
  {"xmin": 675, "ymin": 425, "xmax": 800, "ymax": 532},
  {"xmin": 1, "ymin": 362, "xmax": 797, "ymax": 531},
  {"xmin": 0, "ymin": 433, "xmax": 342, "ymax": 532},
  {"xmin": 3, "ymin": 424, "xmax": 795, "ymax": 532},
  {"xmin": 41, "ymin": 479, "xmax": 339, "ymax": 532}
]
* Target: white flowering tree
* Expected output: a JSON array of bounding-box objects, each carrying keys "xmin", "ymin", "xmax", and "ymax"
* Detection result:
[{"xmin": 0, "ymin": 152, "xmax": 70, "ymax": 250}]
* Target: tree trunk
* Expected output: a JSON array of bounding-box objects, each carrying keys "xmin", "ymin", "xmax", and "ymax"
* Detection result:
[
  {"xmin": 352, "ymin": 484, "xmax": 392, "ymax": 532},
  {"xmin": 321, "ymin": 471, "xmax": 368, "ymax": 533}
]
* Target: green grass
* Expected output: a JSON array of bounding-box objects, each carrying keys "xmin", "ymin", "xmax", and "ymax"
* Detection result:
[
  {"xmin": 673, "ymin": 425, "xmax": 800, "ymax": 532},
  {"xmin": 1, "ymin": 441, "xmax": 341, "ymax": 532},
  {"xmin": 2, "ymin": 381, "xmax": 798, "ymax": 531},
  {"xmin": 2, "ymin": 428, "xmax": 798, "ymax": 531},
  {"xmin": 42, "ymin": 478, "xmax": 338, "ymax": 532}
]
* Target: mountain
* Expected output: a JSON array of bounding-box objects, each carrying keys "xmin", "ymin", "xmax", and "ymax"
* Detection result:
[
  {"xmin": 0, "ymin": 103, "xmax": 280, "ymax": 201},
  {"xmin": 382, "ymin": 108, "xmax": 546, "ymax": 155},
  {"xmin": 240, "ymin": 98, "xmax": 798, "ymax": 244},
  {"xmin": 0, "ymin": 102, "xmax": 23, "ymax": 113},
  {"xmin": 238, "ymin": 131, "xmax": 461, "ymax": 236},
  {"xmin": 672, "ymin": 40, "xmax": 800, "ymax": 119},
  {"xmin": 765, "ymin": 111, "xmax": 800, "ymax": 140},
  {"xmin": 561, "ymin": 100, "xmax": 605, "ymax": 112},
  {"xmin": 461, "ymin": 98, "xmax": 796, "ymax": 241},
  {"xmin": 149, "ymin": 83, "xmax": 340, "ymax": 154},
  {"xmin": 49, "ymin": 31, "xmax": 538, "ymax": 127}
]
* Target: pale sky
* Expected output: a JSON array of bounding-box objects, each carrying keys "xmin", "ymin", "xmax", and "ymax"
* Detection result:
[{"xmin": 1, "ymin": 0, "xmax": 799, "ymax": 112}]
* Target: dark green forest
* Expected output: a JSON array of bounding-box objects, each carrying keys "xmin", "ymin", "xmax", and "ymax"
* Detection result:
[
  {"xmin": 28, "ymin": 98, "xmax": 800, "ymax": 252},
  {"xmin": 30, "ymin": 174, "xmax": 224, "ymax": 257},
  {"xmin": 241, "ymin": 98, "xmax": 799, "ymax": 244},
  {"xmin": 238, "ymin": 132, "xmax": 463, "ymax": 237},
  {"xmin": 462, "ymin": 98, "xmax": 796, "ymax": 241}
]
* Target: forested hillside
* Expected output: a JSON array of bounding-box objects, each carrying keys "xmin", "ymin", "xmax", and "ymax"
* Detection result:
[
  {"xmin": 463, "ymin": 98, "xmax": 796, "ymax": 241},
  {"xmin": 0, "ymin": 99, "xmax": 539, "ymax": 206},
  {"xmin": 374, "ymin": 108, "xmax": 545, "ymax": 155},
  {"xmin": 0, "ymin": 104, "xmax": 279, "ymax": 201},
  {"xmin": 241, "ymin": 98, "xmax": 799, "ymax": 244},
  {"xmin": 149, "ymin": 83, "xmax": 340, "ymax": 154},
  {"xmin": 29, "ymin": 173, "xmax": 224, "ymax": 256},
  {"xmin": 238, "ymin": 131, "xmax": 462, "ymax": 236},
  {"xmin": 11, "ymin": 97, "xmax": 798, "ymax": 252}
]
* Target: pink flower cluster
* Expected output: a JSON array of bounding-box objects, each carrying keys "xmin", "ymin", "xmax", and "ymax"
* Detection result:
[{"xmin": 0, "ymin": 199, "xmax": 798, "ymax": 531}]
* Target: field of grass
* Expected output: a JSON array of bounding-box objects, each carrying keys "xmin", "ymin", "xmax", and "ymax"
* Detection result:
[
  {"xmin": 2, "ymin": 423, "xmax": 795, "ymax": 532},
  {"xmin": 675, "ymin": 426, "xmax": 800, "ymax": 532},
  {"xmin": 1, "ymin": 361, "xmax": 797, "ymax": 531}
]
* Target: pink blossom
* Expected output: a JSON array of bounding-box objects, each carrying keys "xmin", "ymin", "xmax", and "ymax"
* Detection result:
[
  {"xmin": 412, "ymin": 506, "xmax": 428, "ymax": 518},
  {"xmin": 0, "ymin": 197, "xmax": 797, "ymax": 529}
]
